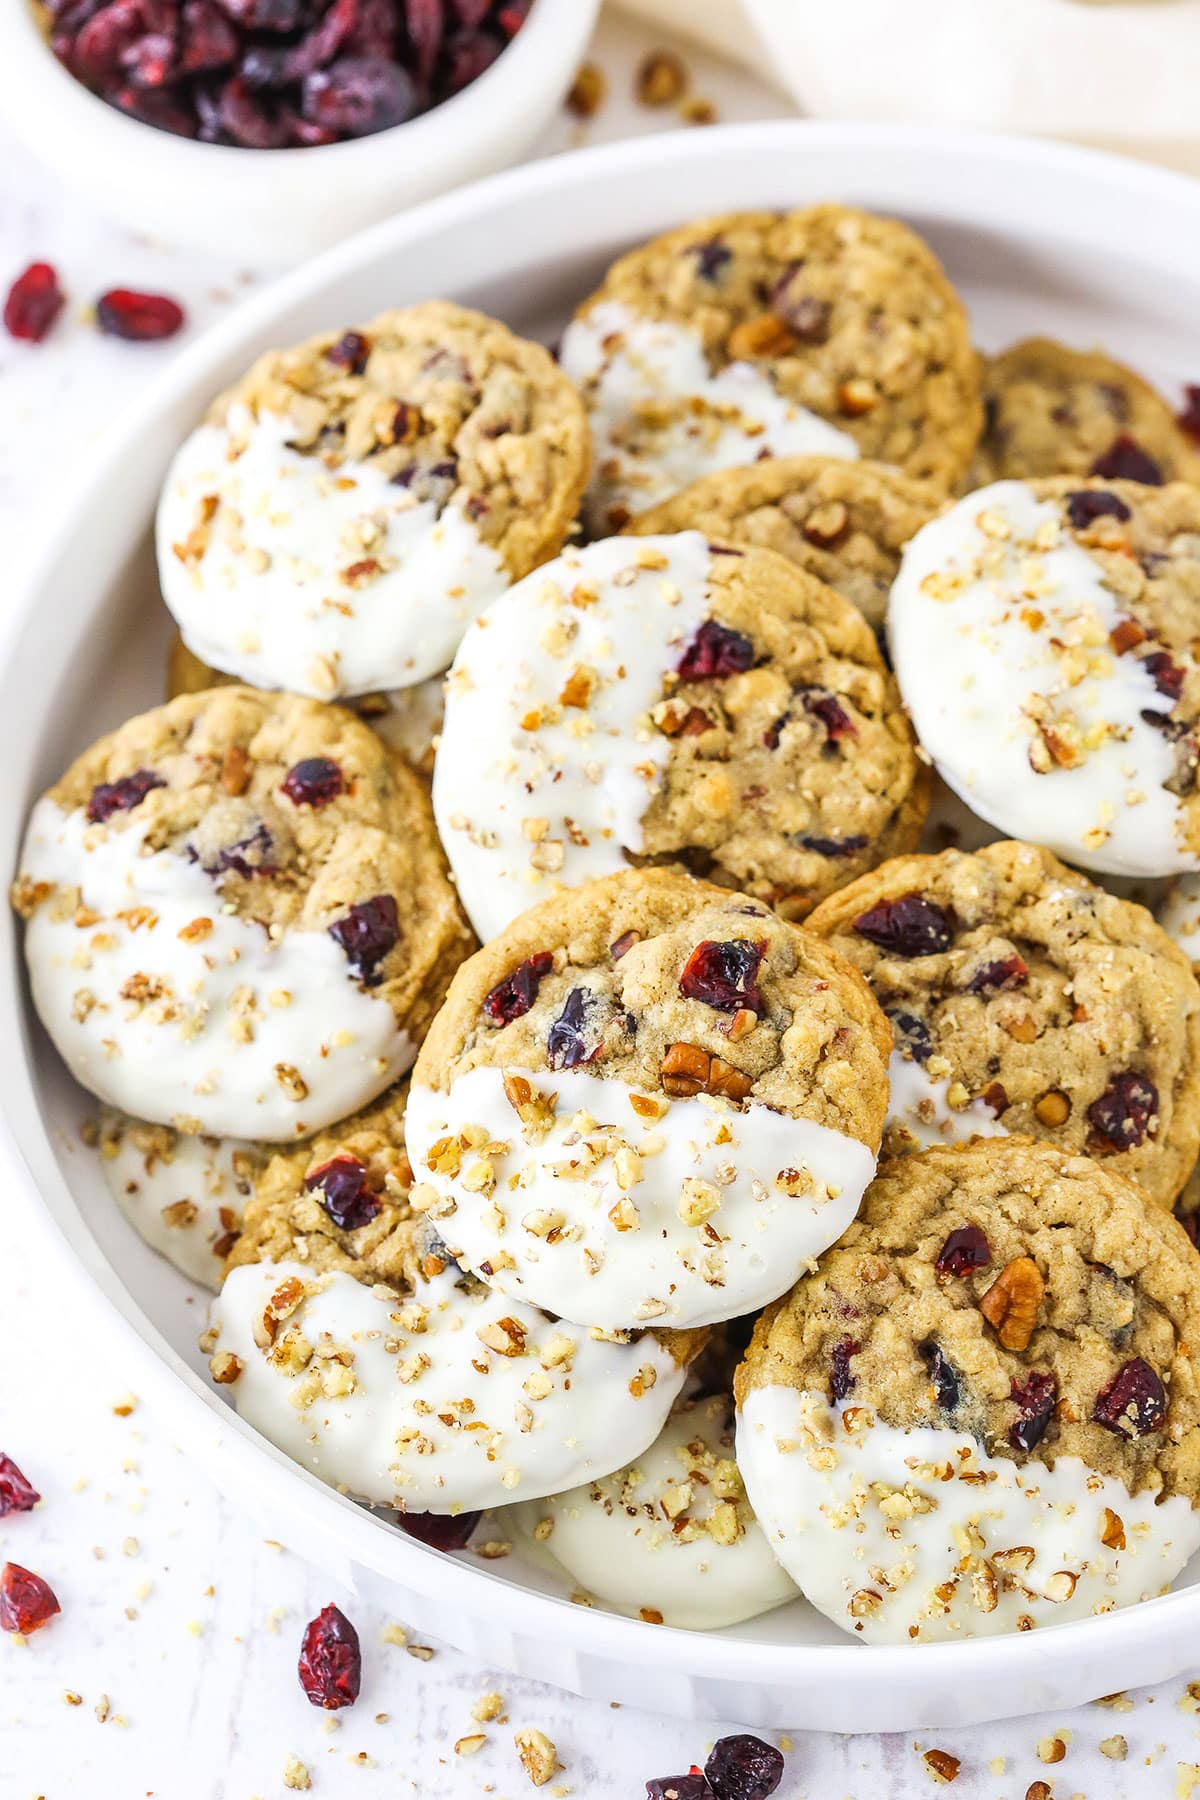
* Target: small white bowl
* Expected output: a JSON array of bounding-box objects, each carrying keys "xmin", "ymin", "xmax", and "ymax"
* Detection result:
[{"xmin": 0, "ymin": 0, "xmax": 599, "ymax": 265}]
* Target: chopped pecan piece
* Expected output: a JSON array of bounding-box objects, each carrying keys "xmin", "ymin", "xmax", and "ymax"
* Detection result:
[{"xmin": 979, "ymin": 1256, "xmax": 1044, "ymax": 1352}]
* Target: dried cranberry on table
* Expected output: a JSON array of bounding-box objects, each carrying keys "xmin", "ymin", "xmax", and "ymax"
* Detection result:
[
  {"xmin": 3, "ymin": 263, "xmax": 65, "ymax": 343},
  {"xmin": 0, "ymin": 1455, "xmax": 40, "ymax": 1517},
  {"xmin": 96, "ymin": 288, "xmax": 186, "ymax": 341},
  {"xmin": 45, "ymin": 0, "xmax": 533, "ymax": 147},
  {"xmin": 298, "ymin": 1602, "xmax": 362, "ymax": 1708},
  {"xmin": 0, "ymin": 1562, "xmax": 60, "ymax": 1634}
]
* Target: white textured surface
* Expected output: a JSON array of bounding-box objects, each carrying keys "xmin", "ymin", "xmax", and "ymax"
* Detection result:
[{"xmin": 6, "ymin": 7, "xmax": 1200, "ymax": 1792}]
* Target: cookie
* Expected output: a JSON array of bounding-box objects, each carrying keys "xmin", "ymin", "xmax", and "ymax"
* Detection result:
[
  {"xmin": 208, "ymin": 1087, "xmax": 699, "ymax": 1514},
  {"xmin": 156, "ymin": 302, "xmax": 589, "ymax": 701},
  {"xmin": 514, "ymin": 1392, "xmax": 798, "ymax": 1630},
  {"xmin": 12, "ymin": 688, "xmax": 472, "ymax": 1140},
  {"xmin": 889, "ymin": 477, "xmax": 1200, "ymax": 877},
  {"xmin": 969, "ymin": 338, "xmax": 1200, "ymax": 489},
  {"xmin": 93, "ymin": 1110, "xmax": 265, "ymax": 1290},
  {"xmin": 631, "ymin": 455, "xmax": 943, "ymax": 632},
  {"xmin": 735, "ymin": 1139, "xmax": 1200, "ymax": 1644},
  {"xmin": 406, "ymin": 868, "xmax": 891, "ymax": 1332},
  {"xmin": 434, "ymin": 531, "xmax": 927, "ymax": 941},
  {"xmin": 166, "ymin": 631, "xmax": 445, "ymax": 778},
  {"xmin": 559, "ymin": 205, "xmax": 981, "ymax": 534},
  {"xmin": 806, "ymin": 840, "xmax": 1200, "ymax": 1205}
]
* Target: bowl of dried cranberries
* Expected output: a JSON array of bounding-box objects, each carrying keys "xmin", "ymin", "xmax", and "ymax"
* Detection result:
[{"xmin": 4, "ymin": 0, "xmax": 599, "ymax": 262}]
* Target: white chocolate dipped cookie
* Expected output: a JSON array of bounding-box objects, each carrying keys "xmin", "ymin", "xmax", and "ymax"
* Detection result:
[
  {"xmin": 736, "ymin": 1140, "xmax": 1200, "ymax": 1644},
  {"xmin": 406, "ymin": 869, "xmax": 890, "ymax": 1333},
  {"xmin": 515, "ymin": 1392, "xmax": 798, "ymax": 1630},
  {"xmin": 889, "ymin": 478, "xmax": 1200, "ymax": 878},
  {"xmin": 157, "ymin": 303, "xmax": 588, "ymax": 701},
  {"xmin": 11, "ymin": 688, "xmax": 472, "ymax": 1140},
  {"xmin": 434, "ymin": 531, "xmax": 926, "ymax": 941}
]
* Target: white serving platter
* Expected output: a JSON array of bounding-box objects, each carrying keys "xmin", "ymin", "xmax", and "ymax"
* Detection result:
[{"xmin": 5, "ymin": 121, "xmax": 1200, "ymax": 1734}]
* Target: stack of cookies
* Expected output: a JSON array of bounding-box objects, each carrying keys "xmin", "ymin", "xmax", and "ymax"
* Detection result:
[{"xmin": 15, "ymin": 204, "xmax": 1200, "ymax": 1647}]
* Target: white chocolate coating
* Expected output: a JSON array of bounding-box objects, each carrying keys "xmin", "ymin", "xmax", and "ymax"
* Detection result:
[
  {"xmin": 560, "ymin": 303, "xmax": 858, "ymax": 535},
  {"xmin": 208, "ymin": 1260, "xmax": 685, "ymax": 1513},
  {"xmin": 737, "ymin": 1385, "xmax": 1200, "ymax": 1644},
  {"xmin": 889, "ymin": 481, "xmax": 1199, "ymax": 877},
  {"xmin": 157, "ymin": 405, "xmax": 507, "ymax": 700},
  {"xmin": 433, "ymin": 531, "xmax": 712, "ymax": 943},
  {"xmin": 362, "ymin": 676, "xmax": 444, "ymax": 774},
  {"xmin": 1160, "ymin": 873, "xmax": 1200, "ymax": 965},
  {"xmin": 97, "ymin": 1109, "xmax": 263, "ymax": 1290},
  {"xmin": 18, "ymin": 798, "xmax": 411, "ymax": 1139},
  {"xmin": 405, "ymin": 1066, "xmax": 877, "ymax": 1333},
  {"xmin": 886, "ymin": 1050, "xmax": 1009, "ymax": 1153},
  {"xmin": 513, "ymin": 1393, "xmax": 798, "ymax": 1629}
]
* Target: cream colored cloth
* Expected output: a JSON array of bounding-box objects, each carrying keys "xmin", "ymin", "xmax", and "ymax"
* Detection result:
[{"xmin": 617, "ymin": 0, "xmax": 1200, "ymax": 172}]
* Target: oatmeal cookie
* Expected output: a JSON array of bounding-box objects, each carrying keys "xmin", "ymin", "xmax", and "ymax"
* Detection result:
[
  {"xmin": 514, "ymin": 1392, "xmax": 797, "ymax": 1630},
  {"xmin": 166, "ymin": 632, "xmax": 445, "ymax": 778},
  {"xmin": 156, "ymin": 302, "xmax": 589, "ymax": 699},
  {"xmin": 890, "ymin": 477, "xmax": 1200, "ymax": 877},
  {"xmin": 434, "ymin": 531, "xmax": 927, "ymax": 940},
  {"xmin": 12, "ymin": 687, "xmax": 473, "ymax": 1139},
  {"xmin": 406, "ymin": 867, "xmax": 891, "ymax": 1332},
  {"xmin": 806, "ymin": 840, "xmax": 1200, "ymax": 1205},
  {"xmin": 208, "ymin": 1083, "xmax": 698, "ymax": 1513},
  {"xmin": 560, "ymin": 205, "xmax": 981, "ymax": 533},
  {"xmin": 736, "ymin": 1138, "xmax": 1200, "ymax": 1643},
  {"xmin": 969, "ymin": 338, "xmax": 1200, "ymax": 489},
  {"xmin": 631, "ymin": 455, "xmax": 943, "ymax": 632},
  {"xmin": 94, "ymin": 1109, "xmax": 266, "ymax": 1290}
]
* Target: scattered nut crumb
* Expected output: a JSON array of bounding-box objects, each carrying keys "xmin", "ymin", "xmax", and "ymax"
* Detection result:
[
  {"xmin": 515, "ymin": 1727, "xmax": 560, "ymax": 1788},
  {"xmin": 282, "ymin": 1753, "xmax": 311, "ymax": 1791},
  {"xmin": 455, "ymin": 1734, "xmax": 488, "ymax": 1757},
  {"xmin": 923, "ymin": 1747, "xmax": 960, "ymax": 1783},
  {"xmin": 380, "ymin": 1623, "xmax": 407, "ymax": 1647},
  {"xmin": 1025, "ymin": 1784, "xmax": 1052, "ymax": 1800},
  {"xmin": 635, "ymin": 49, "xmax": 686, "ymax": 107},
  {"xmin": 1037, "ymin": 1737, "xmax": 1067, "ymax": 1764},
  {"xmin": 1099, "ymin": 1735, "xmax": 1128, "ymax": 1760},
  {"xmin": 406, "ymin": 1643, "xmax": 435, "ymax": 1662},
  {"xmin": 679, "ymin": 97, "xmax": 717, "ymax": 127},
  {"xmin": 566, "ymin": 63, "xmax": 605, "ymax": 118},
  {"xmin": 473, "ymin": 1692, "xmax": 505, "ymax": 1723}
]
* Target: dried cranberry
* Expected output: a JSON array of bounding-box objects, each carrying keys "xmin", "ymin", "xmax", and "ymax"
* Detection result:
[
  {"xmin": 1143, "ymin": 651, "xmax": 1185, "ymax": 702},
  {"xmin": 304, "ymin": 1155, "xmax": 381, "ymax": 1230},
  {"xmin": 298, "ymin": 1603, "xmax": 361, "ymax": 1709},
  {"xmin": 282, "ymin": 0, "xmax": 357, "ymax": 75},
  {"xmin": 327, "ymin": 329, "xmax": 370, "ymax": 372},
  {"xmin": 96, "ymin": 288, "xmax": 185, "ymax": 341},
  {"xmin": 646, "ymin": 1775, "xmax": 713, "ymax": 1800},
  {"xmin": 212, "ymin": 821, "xmax": 276, "ymax": 878},
  {"xmin": 935, "ymin": 1225, "xmax": 990, "ymax": 1277},
  {"xmin": 692, "ymin": 238, "xmax": 731, "ymax": 283},
  {"xmin": 964, "ymin": 953, "xmax": 1029, "ymax": 994},
  {"xmin": 328, "ymin": 894, "xmax": 399, "ymax": 985},
  {"xmin": 1065, "ymin": 489, "xmax": 1131, "ymax": 530},
  {"xmin": 676, "ymin": 619, "xmax": 756, "ymax": 682},
  {"xmin": 546, "ymin": 986, "xmax": 598, "ymax": 1070},
  {"xmin": 853, "ymin": 894, "xmax": 953, "ymax": 957},
  {"xmin": 920, "ymin": 1341, "xmax": 961, "ymax": 1412},
  {"xmin": 0, "ymin": 1563, "xmax": 60, "ymax": 1635},
  {"xmin": 800, "ymin": 687, "xmax": 856, "ymax": 742},
  {"xmin": 218, "ymin": 0, "xmax": 304, "ymax": 27},
  {"xmin": 1087, "ymin": 1072, "xmax": 1158, "ymax": 1151},
  {"xmin": 1089, "ymin": 434, "xmax": 1165, "ymax": 485},
  {"xmin": 0, "ymin": 1455, "xmax": 40, "ymax": 1516},
  {"xmin": 4, "ymin": 263, "xmax": 65, "ymax": 343},
  {"xmin": 73, "ymin": 0, "xmax": 152, "ymax": 81},
  {"xmin": 217, "ymin": 75, "xmax": 290, "ymax": 143},
  {"xmin": 397, "ymin": 1510, "xmax": 480, "ymax": 1551},
  {"xmin": 774, "ymin": 292, "xmax": 831, "ymax": 345},
  {"xmin": 111, "ymin": 81, "xmax": 198, "ymax": 133},
  {"xmin": 1009, "ymin": 1371, "xmax": 1057, "ymax": 1452},
  {"xmin": 795, "ymin": 832, "xmax": 868, "ymax": 858},
  {"xmin": 704, "ymin": 1735, "xmax": 785, "ymax": 1800},
  {"xmin": 1179, "ymin": 385, "xmax": 1200, "ymax": 444},
  {"xmin": 1093, "ymin": 1357, "xmax": 1166, "ymax": 1438},
  {"xmin": 495, "ymin": 0, "xmax": 529, "ymax": 36},
  {"xmin": 483, "ymin": 951, "xmax": 554, "ymax": 1024},
  {"xmin": 887, "ymin": 1009, "xmax": 932, "ymax": 1063},
  {"xmin": 830, "ymin": 1337, "xmax": 859, "ymax": 1402},
  {"xmin": 86, "ymin": 768, "xmax": 166, "ymax": 822},
  {"xmin": 180, "ymin": 0, "xmax": 239, "ymax": 70},
  {"xmin": 303, "ymin": 56, "xmax": 416, "ymax": 134},
  {"xmin": 679, "ymin": 938, "xmax": 766, "ymax": 1016},
  {"xmin": 404, "ymin": 0, "xmax": 443, "ymax": 83},
  {"xmin": 281, "ymin": 756, "xmax": 345, "ymax": 806},
  {"xmin": 443, "ymin": 26, "xmax": 499, "ymax": 92}
]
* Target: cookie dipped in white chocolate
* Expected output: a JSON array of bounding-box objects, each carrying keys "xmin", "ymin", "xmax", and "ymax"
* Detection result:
[
  {"xmin": 889, "ymin": 481, "xmax": 1200, "ymax": 878},
  {"xmin": 515, "ymin": 1392, "xmax": 797, "ymax": 1629},
  {"xmin": 560, "ymin": 303, "xmax": 858, "ymax": 537},
  {"xmin": 207, "ymin": 1256, "xmax": 690, "ymax": 1513},
  {"xmin": 737, "ymin": 1387, "xmax": 1200, "ymax": 1644},
  {"xmin": 405, "ymin": 1066, "xmax": 876, "ymax": 1334},
  {"xmin": 95, "ymin": 1109, "xmax": 264, "ymax": 1289}
]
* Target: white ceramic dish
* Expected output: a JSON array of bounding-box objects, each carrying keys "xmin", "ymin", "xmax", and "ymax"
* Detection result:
[
  {"xmin": 6, "ymin": 121, "xmax": 1200, "ymax": 1733},
  {"xmin": 0, "ymin": 0, "xmax": 598, "ymax": 264}
]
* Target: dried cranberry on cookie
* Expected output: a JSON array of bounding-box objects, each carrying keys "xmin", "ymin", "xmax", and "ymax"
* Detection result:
[
  {"xmin": 405, "ymin": 868, "xmax": 891, "ymax": 1332},
  {"xmin": 736, "ymin": 1139, "xmax": 1200, "ymax": 1643},
  {"xmin": 806, "ymin": 840, "xmax": 1200, "ymax": 1205}
]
